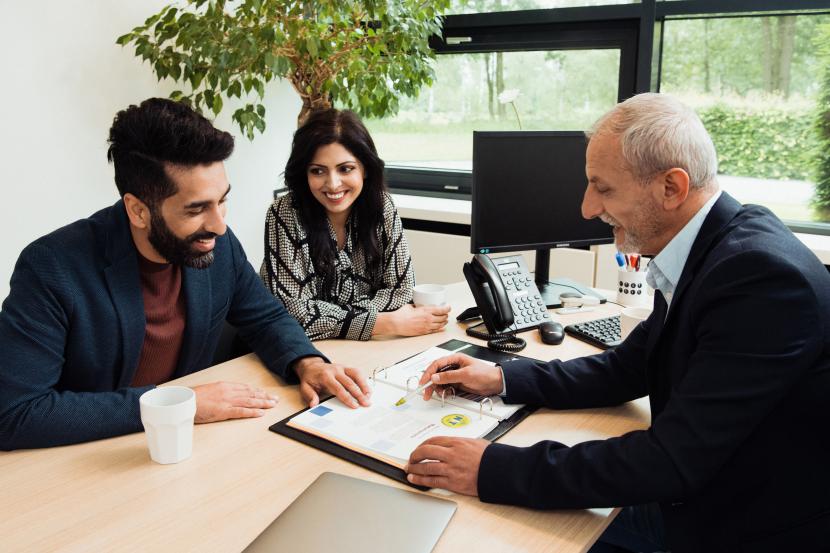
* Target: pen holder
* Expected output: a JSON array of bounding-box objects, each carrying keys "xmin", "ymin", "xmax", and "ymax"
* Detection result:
[{"xmin": 617, "ymin": 269, "xmax": 651, "ymax": 307}]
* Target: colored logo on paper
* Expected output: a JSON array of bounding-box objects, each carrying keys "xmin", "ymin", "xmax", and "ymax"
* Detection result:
[{"xmin": 441, "ymin": 414, "xmax": 471, "ymax": 428}]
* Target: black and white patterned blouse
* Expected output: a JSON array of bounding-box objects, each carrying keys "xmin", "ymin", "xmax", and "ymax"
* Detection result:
[{"xmin": 260, "ymin": 191, "xmax": 414, "ymax": 341}]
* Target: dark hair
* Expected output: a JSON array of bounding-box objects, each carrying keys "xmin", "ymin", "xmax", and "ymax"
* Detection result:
[
  {"xmin": 107, "ymin": 98, "xmax": 235, "ymax": 207},
  {"xmin": 284, "ymin": 109, "xmax": 387, "ymax": 297}
]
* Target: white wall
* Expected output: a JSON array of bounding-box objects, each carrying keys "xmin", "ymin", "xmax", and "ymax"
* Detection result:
[
  {"xmin": 405, "ymin": 228, "xmax": 615, "ymax": 289},
  {"xmin": 0, "ymin": 1, "xmax": 299, "ymax": 300}
]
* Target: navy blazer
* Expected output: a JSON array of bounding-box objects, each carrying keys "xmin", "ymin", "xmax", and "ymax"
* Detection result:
[
  {"xmin": 479, "ymin": 194, "xmax": 830, "ymax": 552},
  {"xmin": 0, "ymin": 200, "xmax": 324, "ymax": 450}
]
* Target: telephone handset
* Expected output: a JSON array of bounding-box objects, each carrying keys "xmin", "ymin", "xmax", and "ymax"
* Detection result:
[{"xmin": 462, "ymin": 254, "xmax": 552, "ymax": 352}]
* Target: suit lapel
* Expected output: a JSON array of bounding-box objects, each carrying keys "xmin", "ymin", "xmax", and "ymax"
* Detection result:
[
  {"xmin": 645, "ymin": 193, "xmax": 742, "ymax": 357},
  {"xmin": 176, "ymin": 265, "xmax": 212, "ymax": 377},
  {"xmin": 645, "ymin": 289, "xmax": 668, "ymax": 356},
  {"xmin": 103, "ymin": 201, "xmax": 146, "ymax": 389}
]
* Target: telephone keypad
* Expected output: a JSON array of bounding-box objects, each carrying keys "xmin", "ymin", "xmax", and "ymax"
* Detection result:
[{"xmin": 493, "ymin": 256, "xmax": 551, "ymax": 332}]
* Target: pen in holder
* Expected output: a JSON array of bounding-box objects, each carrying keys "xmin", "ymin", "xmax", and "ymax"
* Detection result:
[{"xmin": 617, "ymin": 269, "xmax": 651, "ymax": 307}]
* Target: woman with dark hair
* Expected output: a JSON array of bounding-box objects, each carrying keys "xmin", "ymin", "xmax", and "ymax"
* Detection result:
[{"xmin": 260, "ymin": 109, "xmax": 450, "ymax": 341}]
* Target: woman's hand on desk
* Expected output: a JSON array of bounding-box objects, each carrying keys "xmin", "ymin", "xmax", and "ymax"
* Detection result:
[
  {"xmin": 191, "ymin": 382, "xmax": 279, "ymax": 423},
  {"xmin": 406, "ymin": 437, "xmax": 488, "ymax": 496},
  {"xmin": 373, "ymin": 304, "xmax": 451, "ymax": 337},
  {"xmin": 419, "ymin": 354, "xmax": 504, "ymax": 401}
]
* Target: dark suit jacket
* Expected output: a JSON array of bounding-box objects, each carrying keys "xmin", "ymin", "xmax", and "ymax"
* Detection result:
[
  {"xmin": 479, "ymin": 194, "xmax": 830, "ymax": 552},
  {"xmin": 0, "ymin": 200, "xmax": 324, "ymax": 450}
]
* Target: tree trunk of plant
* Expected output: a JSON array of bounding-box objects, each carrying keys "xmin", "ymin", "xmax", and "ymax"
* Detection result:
[{"xmin": 296, "ymin": 94, "xmax": 332, "ymax": 127}]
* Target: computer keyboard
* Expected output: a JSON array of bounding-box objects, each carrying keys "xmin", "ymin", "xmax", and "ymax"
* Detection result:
[{"xmin": 564, "ymin": 315, "xmax": 622, "ymax": 349}]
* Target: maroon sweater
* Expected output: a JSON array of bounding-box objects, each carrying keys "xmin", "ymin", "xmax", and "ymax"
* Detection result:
[{"xmin": 131, "ymin": 254, "xmax": 186, "ymax": 387}]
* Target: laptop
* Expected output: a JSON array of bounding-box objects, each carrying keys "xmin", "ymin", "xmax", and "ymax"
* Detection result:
[{"xmin": 243, "ymin": 472, "xmax": 457, "ymax": 553}]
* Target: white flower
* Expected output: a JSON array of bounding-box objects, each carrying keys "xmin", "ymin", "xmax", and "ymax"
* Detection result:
[{"xmin": 497, "ymin": 89, "xmax": 520, "ymax": 104}]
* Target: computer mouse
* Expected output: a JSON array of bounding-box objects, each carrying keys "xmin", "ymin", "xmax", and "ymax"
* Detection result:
[{"xmin": 539, "ymin": 321, "xmax": 565, "ymax": 345}]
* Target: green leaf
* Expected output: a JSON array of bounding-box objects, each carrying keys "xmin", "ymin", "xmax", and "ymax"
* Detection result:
[
  {"xmin": 144, "ymin": 13, "xmax": 162, "ymax": 27},
  {"xmin": 190, "ymin": 71, "xmax": 205, "ymax": 89},
  {"xmin": 212, "ymin": 94, "xmax": 223, "ymax": 115},
  {"xmin": 264, "ymin": 52, "xmax": 278, "ymax": 71},
  {"xmin": 204, "ymin": 89, "xmax": 215, "ymax": 111},
  {"xmin": 306, "ymin": 37, "xmax": 318, "ymax": 58}
]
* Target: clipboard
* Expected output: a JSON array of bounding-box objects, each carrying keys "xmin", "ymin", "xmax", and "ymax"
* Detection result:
[{"xmin": 270, "ymin": 339, "xmax": 538, "ymax": 489}]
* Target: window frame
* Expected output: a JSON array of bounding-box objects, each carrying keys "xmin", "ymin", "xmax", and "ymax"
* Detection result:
[
  {"xmin": 384, "ymin": 5, "xmax": 643, "ymax": 197},
  {"xmin": 383, "ymin": 0, "xmax": 830, "ymax": 235}
]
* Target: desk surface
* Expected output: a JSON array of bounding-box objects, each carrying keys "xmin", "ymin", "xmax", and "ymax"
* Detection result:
[{"xmin": 0, "ymin": 282, "xmax": 650, "ymax": 553}]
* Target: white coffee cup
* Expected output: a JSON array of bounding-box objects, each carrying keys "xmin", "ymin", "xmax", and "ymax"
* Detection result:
[
  {"xmin": 139, "ymin": 386, "xmax": 197, "ymax": 464},
  {"xmin": 620, "ymin": 306, "xmax": 653, "ymax": 340},
  {"xmin": 412, "ymin": 284, "xmax": 446, "ymax": 307}
]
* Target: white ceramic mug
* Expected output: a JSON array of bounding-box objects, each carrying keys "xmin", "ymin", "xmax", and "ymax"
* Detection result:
[
  {"xmin": 139, "ymin": 386, "xmax": 197, "ymax": 464},
  {"xmin": 412, "ymin": 284, "xmax": 447, "ymax": 307},
  {"xmin": 620, "ymin": 306, "xmax": 653, "ymax": 340},
  {"xmin": 617, "ymin": 269, "xmax": 651, "ymax": 307}
]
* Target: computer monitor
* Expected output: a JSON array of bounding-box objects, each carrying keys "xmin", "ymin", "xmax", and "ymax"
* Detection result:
[{"xmin": 471, "ymin": 131, "xmax": 614, "ymax": 307}]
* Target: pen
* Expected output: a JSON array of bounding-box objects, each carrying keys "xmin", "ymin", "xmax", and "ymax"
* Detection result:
[
  {"xmin": 615, "ymin": 252, "xmax": 626, "ymax": 269},
  {"xmin": 630, "ymin": 254, "xmax": 639, "ymax": 272},
  {"xmin": 394, "ymin": 363, "xmax": 460, "ymax": 407}
]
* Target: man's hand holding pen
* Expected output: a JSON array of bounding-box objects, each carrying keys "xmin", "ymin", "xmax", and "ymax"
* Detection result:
[
  {"xmin": 405, "ymin": 353, "xmax": 503, "ymax": 495},
  {"xmin": 416, "ymin": 353, "xmax": 504, "ymax": 401}
]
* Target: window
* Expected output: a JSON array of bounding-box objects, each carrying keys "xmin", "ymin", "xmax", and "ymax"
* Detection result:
[
  {"xmin": 660, "ymin": 13, "xmax": 830, "ymax": 227},
  {"xmin": 367, "ymin": 49, "xmax": 621, "ymax": 173},
  {"xmin": 372, "ymin": 0, "xmax": 830, "ymax": 234},
  {"xmin": 367, "ymin": 5, "xmax": 641, "ymax": 195}
]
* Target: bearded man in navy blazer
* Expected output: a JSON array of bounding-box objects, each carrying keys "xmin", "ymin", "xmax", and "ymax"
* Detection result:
[
  {"xmin": 406, "ymin": 93, "xmax": 830, "ymax": 552},
  {"xmin": 0, "ymin": 98, "xmax": 372, "ymax": 450}
]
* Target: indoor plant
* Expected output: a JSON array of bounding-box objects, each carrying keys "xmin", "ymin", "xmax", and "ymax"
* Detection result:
[{"xmin": 117, "ymin": 0, "xmax": 448, "ymax": 137}]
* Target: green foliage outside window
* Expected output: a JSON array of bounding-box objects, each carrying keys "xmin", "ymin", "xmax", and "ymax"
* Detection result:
[
  {"xmin": 813, "ymin": 22, "xmax": 830, "ymax": 216},
  {"xmin": 662, "ymin": 14, "xmax": 830, "ymax": 223},
  {"xmin": 698, "ymin": 104, "xmax": 816, "ymax": 182}
]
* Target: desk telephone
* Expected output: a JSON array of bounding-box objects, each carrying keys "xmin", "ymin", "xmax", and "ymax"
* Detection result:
[{"xmin": 462, "ymin": 254, "xmax": 552, "ymax": 351}]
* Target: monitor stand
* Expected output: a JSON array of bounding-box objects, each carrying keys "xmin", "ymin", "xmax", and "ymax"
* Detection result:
[{"xmin": 534, "ymin": 249, "xmax": 607, "ymax": 308}]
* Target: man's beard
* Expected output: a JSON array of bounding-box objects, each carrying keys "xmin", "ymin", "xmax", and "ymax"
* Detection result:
[
  {"xmin": 148, "ymin": 209, "xmax": 216, "ymax": 269},
  {"xmin": 600, "ymin": 200, "xmax": 661, "ymax": 255}
]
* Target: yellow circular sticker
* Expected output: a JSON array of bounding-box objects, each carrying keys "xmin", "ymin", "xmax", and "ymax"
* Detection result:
[{"xmin": 441, "ymin": 414, "xmax": 471, "ymax": 428}]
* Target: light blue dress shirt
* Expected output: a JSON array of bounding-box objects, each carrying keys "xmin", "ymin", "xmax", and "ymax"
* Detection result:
[
  {"xmin": 645, "ymin": 190, "xmax": 722, "ymax": 312},
  {"xmin": 499, "ymin": 190, "xmax": 723, "ymax": 395}
]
